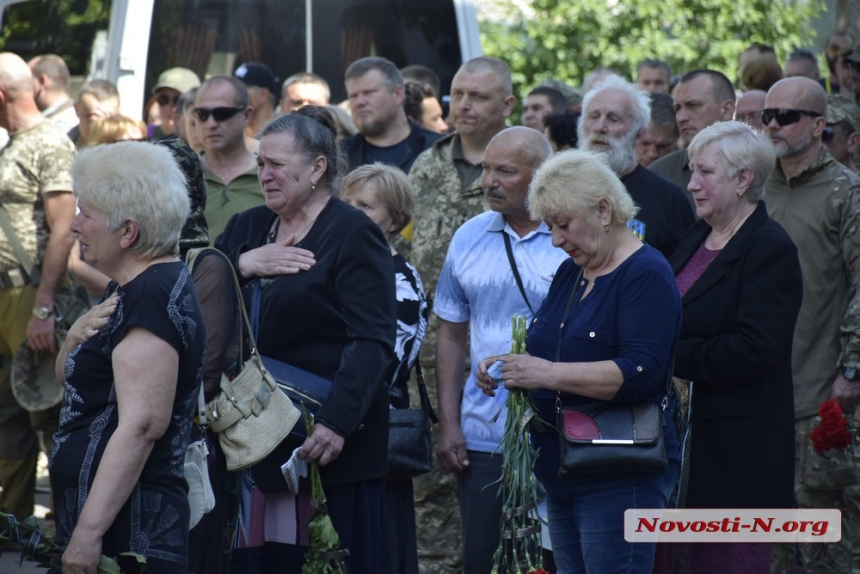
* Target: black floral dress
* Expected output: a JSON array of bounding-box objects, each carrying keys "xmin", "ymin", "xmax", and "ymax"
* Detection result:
[
  {"xmin": 51, "ymin": 262, "xmax": 205, "ymax": 573},
  {"xmin": 385, "ymin": 253, "xmax": 428, "ymax": 574}
]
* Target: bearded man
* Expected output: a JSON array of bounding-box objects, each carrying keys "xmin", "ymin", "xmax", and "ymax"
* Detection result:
[{"xmin": 578, "ymin": 74, "xmax": 694, "ymax": 257}]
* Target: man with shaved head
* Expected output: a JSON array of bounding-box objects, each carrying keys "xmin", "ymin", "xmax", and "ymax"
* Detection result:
[
  {"xmin": 0, "ymin": 52, "xmax": 77, "ymax": 522},
  {"xmin": 764, "ymin": 76, "xmax": 860, "ymax": 573},
  {"xmin": 735, "ymin": 90, "xmax": 767, "ymax": 130},
  {"xmin": 435, "ymin": 126, "xmax": 566, "ymax": 572}
]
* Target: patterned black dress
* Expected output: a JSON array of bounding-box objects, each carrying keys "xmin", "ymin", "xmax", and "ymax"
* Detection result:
[
  {"xmin": 51, "ymin": 262, "xmax": 206, "ymax": 573},
  {"xmin": 385, "ymin": 253, "xmax": 428, "ymax": 574}
]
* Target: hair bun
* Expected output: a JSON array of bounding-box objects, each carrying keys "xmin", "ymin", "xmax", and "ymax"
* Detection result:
[{"xmin": 295, "ymin": 105, "xmax": 338, "ymax": 140}]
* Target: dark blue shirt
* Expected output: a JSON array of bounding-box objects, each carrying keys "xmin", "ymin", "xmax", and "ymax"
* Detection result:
[{"xmin": 526, "ymin": 245, "xmax": 682, "ymax": 476}]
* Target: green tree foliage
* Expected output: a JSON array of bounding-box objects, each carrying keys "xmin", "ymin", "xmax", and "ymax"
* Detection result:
[
  {"xmin": 0, "ymin": 0, "xmax": 111, "ymax": 74},
  {"xmin": 481, "ymin": 0, "xmax": 825, "ymax": 95}
]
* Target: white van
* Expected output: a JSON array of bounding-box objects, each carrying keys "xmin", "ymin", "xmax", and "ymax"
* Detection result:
[{"xmin": 1, "ymin": 0, "xmax": 482, "ymax": 120}]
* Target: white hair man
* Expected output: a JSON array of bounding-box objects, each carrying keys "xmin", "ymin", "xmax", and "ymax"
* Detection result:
[{"xmin": 578, "ymin": 75, "xmax": 694, "ymax": 257}]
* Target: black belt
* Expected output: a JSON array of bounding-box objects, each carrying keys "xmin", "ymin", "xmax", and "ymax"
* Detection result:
[{"xmin": 0, "ymin": 268, "xmax": 30, "ymax": 290}]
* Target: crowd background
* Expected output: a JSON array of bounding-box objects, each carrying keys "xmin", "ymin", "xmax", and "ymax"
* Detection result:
[{"xmin": 0, "ymin": 4, "xmax": 859, "ymax": 573}]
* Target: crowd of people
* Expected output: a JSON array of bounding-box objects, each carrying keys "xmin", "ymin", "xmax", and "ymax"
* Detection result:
[{"xmin": 0, "ymin": 26, "xmax": 859, "ymax": 574}]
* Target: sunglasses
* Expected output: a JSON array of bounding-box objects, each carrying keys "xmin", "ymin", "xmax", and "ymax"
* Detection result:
[
  {"xmin": 192, "ymin": 106, "xmax": 246, "ymax": 122},
  {"xmin": 760, "ymin": 108, "xmax": 822, "ymax": 127}
]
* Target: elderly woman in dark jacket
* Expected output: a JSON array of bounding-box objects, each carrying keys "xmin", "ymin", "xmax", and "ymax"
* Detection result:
[
  {"xmin": 666, "ymin": 121, "xmax": 803, "ymax": 573},
  {"xmin": 216, "ymin": 106, "xmax": 396, "ymax": 573}
]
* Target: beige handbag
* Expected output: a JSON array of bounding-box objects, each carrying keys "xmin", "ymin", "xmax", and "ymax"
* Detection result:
[{"xmin": 186, "ymin": 248, "xmax": 301, "ymax": 472}]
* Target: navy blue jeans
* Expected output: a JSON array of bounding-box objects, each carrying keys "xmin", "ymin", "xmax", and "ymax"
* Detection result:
[{"xmin": 539, "ymin": 463, "xmax": 679, "ymax": 574}]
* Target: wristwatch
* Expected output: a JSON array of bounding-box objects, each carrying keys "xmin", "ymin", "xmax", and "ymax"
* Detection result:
[
  {"xmin": 841, "ymin": 365, "xmax": 860, "ymax": 382},
  {"xmin": 32, "ymin": 306, "xmax": 52, "ymax": 320}
]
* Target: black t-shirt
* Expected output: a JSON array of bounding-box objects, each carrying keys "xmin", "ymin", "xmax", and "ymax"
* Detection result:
[
  {"xmin": 362, "ymin": 138, "xmax": 412, "ymax": 168},
  {"xmin": 52, "ymin": 261, "xmax": 205, "ymax": 570},
  {"xmin": 621, "ymin": 164, "xmax": 696, "ymax": 259}
]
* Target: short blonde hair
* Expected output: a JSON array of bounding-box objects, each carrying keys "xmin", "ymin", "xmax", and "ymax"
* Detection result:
[
  {"xmin": 88, "ymin": 114, "xmax": 147, "ymax": 146},
  {"xmin": 72, "ymin": 142, "xmax": 190, "ymax": 259},
  {"xmin": 341, "ymin": 163, "xmax": 414, "ymax": 233},
  {"xmin": 528, "ymin": 149, "xmax": 638, "ymax": 224}
]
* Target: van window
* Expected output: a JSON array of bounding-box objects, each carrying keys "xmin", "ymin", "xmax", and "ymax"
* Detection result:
[{"xmin": 147, "ymin": 0, "xmax": 463, "ymax": 102}]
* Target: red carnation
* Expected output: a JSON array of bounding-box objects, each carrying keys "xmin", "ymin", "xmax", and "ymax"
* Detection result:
[
  {"xmin": 810, "ymin": 399, "xmax": 853, "ymax": 453},
  {"xmin": 529, "ymin": 570, "xmax": 550, "ymax": 574}
]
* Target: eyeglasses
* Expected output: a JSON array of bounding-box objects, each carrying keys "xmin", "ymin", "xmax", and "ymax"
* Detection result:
[
  {"xmin": 192, "ymin": 106, "xmax": 246, "ymax": 122},
  {"xmin": 156, "ymin": 93, "xmax": 180, "ymax": 108},
  {"xmin": 760, "ymin": 108, "xmax": 822, "ymax": 127}
]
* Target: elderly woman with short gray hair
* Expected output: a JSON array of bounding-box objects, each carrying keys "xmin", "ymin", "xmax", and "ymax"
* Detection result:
[
  {"xmin": 477, "ymin": 149, "xmax": 682, "ymax": 573},
  {"xmin": 664, "ymin": 121, "xmax": 802, "ymax": 573},
  {"xmin": 52, "ymin": 141, "xmax": 206, "ymax": 574}
]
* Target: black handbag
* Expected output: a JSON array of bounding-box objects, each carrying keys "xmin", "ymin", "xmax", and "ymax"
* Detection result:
[
  {"xmin": 558, "ymin": 400, "xmax": 667, "ymax": 476},
  {"xmin": 554, "ymin": 268, "xmax": 670, "ymax": 476},
  {"xmin": 249, "ymin": 282, "xmax": 334, "ymax": 492},
  {"xmin": 388, "ymin": 363, "xmax": 437, "ymax": 479}
]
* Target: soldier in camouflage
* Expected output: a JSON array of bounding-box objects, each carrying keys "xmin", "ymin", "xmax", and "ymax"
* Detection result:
[
  {"xmin": 0, "ymin": 52, "xmax": 77, "ymax": 522},
  {"xmin": 823, "ymin": 94, "xmax": 860, "ymax": 174},
  {"xmin": 763, "ymin": 77, "xmax": 860, "ymax": 574},
  {"xmin": 409, "ymin": 56, "xmax": 515, "ymax": 573}
]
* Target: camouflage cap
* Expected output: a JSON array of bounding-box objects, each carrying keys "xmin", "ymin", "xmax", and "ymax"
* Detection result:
[
  {"xmin": 152, "ymin": 135, "xmax": 209, "ymax": 254},
  {"xmin": 827, "ymin": 94, "xmax": 860, "ymax": 130},
  {"xmin": 11, "ymin": 342, "xmax": 63, "ymax": 411}
]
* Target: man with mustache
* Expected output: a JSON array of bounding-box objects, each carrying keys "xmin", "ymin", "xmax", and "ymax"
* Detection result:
[
  {"xmin": 434, "ymin": 127, "xmax": 564, "ymax": 573},
  {"xmin": 579, "ymin": 75, "xmax": 694, "ymax": 258},
  {"xmin": 764, "ymin": 76, "xmax": 860, "ymax": 574}
]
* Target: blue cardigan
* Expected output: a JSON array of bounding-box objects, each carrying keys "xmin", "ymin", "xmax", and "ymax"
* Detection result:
[{"xmin": 527, "ymin": 245, "xmax": 682, "ymax": 476}]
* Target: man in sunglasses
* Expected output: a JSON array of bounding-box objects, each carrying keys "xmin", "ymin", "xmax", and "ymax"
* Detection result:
[
  {"xmin": 823, "ymin": 94, "xmax": 860, "ymax": 174},
  {"xmin": 836, "ymin": 41, "xmax": 860, "ymax": 106},
  {"xmin": 649, "ymin": 69, "xmax": 736, "ymax": 198},
  {"xmin": 151, "ymin": 67, "xmax": 201, "ymax": 139},
  {"xmin": 764, "ymin": 76, "xmax": 860, "ymax": 574},
  {"xmin": 194, "ymin": 76, "xmax": 261, "ymax": 245}
]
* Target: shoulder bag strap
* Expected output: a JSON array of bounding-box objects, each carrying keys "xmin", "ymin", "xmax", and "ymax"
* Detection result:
[
  {"xmin": 414, "ymin": 362, "xmax": 438, "ymax": 424},
  {"xmin": 0, "ymin": 203, "xmax": 36, "ymax": 279},
  {"xmin": 503, "ymin": 232, "xmax": 534, "ymax": 316}
]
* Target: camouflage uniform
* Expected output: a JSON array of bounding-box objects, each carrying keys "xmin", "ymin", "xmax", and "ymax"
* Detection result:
[
  {"xmin": 0, "ymin": 120, "xmax": 75, "ymax": 520},
  {"xmin": 825, "ymin": 94, "xmax": 860, "ymax": 173},
  {"xmin": 766, "ymin": 149, "xmax": 860, "ymax": 573},
  {"xmin": 409, "ymin": 132, "xmax": 487, "ymax": 574}
]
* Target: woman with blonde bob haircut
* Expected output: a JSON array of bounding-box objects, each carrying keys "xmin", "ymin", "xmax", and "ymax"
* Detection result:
[
  {"xmin": 53, "ymin": 141, "xmax": 205, "ymax": 574},
  {"xmin": 478, "ymin": 148, "xmax": 682, "ymax": 573},
  {"xmin": 341, "ymin": 161, "xmax": 427, "ymax": 574},
  {"xmin": 663, "ymin": 121, "xmax": 802, "ymax": 573},
  {"xmin": 342, "ymin": 162, "xmax": 414, "ymax": 241},
  {"xmin": 87, "ymin": 114, "xmax": 147, "ymax": 146}
]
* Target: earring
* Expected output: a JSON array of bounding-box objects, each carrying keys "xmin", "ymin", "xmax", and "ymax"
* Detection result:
[
  {"xmin": 604, "ymin": 224, "xmax": 610, "ymax": 233},
  {"xmin": 311, "ymin": 181, "xmax": 316, "ymax": 190},
  {"xmin": 737, "ymin": 191, "xmax": 743, "ymax": 197}
]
